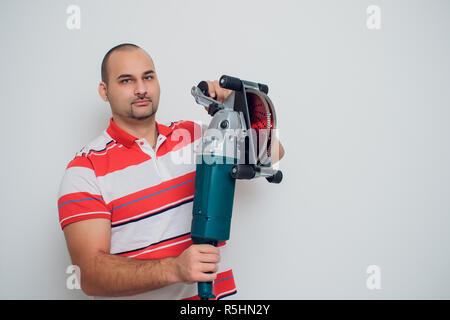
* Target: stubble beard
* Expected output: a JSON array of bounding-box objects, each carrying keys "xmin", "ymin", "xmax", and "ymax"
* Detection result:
[{"xmin": 129, "ymin": 100, "xmax": 158, "ymax": 121}]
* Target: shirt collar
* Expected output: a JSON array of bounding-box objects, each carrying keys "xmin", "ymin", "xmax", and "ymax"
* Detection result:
[
  {"xmin": 106, "ymin": 117, "xmax": 172, "ymax": 148},
  {"xmin": 156, "ymin": 121, "xmax": 172, "ymax": 137}
]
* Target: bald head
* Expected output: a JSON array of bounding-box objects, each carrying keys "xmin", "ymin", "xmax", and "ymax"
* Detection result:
[
  {"xmin": 101, "ymin": 43, "xmax": 152, "ymax": 84},
  {"xmin": 97, "ymin": 43, "xmax": 161, "ymax": 123}
]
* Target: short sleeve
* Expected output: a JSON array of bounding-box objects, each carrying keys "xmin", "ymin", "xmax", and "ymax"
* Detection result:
[{"xmin": 57, "ymin": 156, "xmax": 111, "ymax": 229}]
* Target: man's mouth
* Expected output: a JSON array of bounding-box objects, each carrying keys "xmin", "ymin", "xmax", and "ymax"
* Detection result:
[{"xmin": 132, "ymin": 99, "xmax": 151, "ymax": 106}]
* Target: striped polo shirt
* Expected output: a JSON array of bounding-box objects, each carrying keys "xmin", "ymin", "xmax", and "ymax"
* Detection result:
[{"xmin": 57, "ymin": 117, "xmax": 237, "ymax": 300}]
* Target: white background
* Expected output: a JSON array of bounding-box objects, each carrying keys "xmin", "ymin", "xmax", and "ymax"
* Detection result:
[{"xmin": 0, "ymin": 0, "xmax": 449, "ymax": 299}]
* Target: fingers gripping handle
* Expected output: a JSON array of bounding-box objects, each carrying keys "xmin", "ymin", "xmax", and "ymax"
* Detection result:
[
  {"xmin": 191, "ymin": 83, "xmax": 222, "ymax": 116},
  {"xmin": 192, "ymin": 238, "xmax": 218, "ymax": 300},
  {"xmin": 219, "ymin": 75, "xmax": 269, "ymax": 94}
]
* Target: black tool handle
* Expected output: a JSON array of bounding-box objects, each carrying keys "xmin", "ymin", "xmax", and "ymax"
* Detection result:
[
  {"xmin": 266, "ymin": 170, "xmax": 283, "ymax": 184},
  {"xmin": 219, "ymin": 75, "xmax": 243, "ymax": 91},
  {"xmin": 230, "ymin": 165, "xmax": 256, "ymax": 180},
  {"xmin": 197, "ymin": 81, "xmax": 212, "ymax": 97}
]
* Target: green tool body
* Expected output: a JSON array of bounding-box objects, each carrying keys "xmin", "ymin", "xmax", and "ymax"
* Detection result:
[
  {"xmin": 191, "ymin": 155, "xmax": 236, "ymax": 299},
  {"xmin": 190, "ymin": 75, "xmax": 282, "ymax": 300}
]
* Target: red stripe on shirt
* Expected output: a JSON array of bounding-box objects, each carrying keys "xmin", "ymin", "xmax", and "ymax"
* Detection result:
[
  {"xmin": 110, "ymin": 171, "xmax": 196, "ymax": 225},
  {"xmin": 60, "ymin": 212, "xmax": 111, "ymax": 229},
  {"xmin": 73, "ymin": 121, "xmax": 201, "ymax": 177},
  {"xmin": 119, "ymin": 234, "xmax": 193, "ymax": 259},
  {"xmin": 90, "ymin": 144, "xmax": 151, "ymax": 177},
  {"xmin": 58, "ymin": 192, "xmax": 111, "ymax": 229},
  {"xmin": 66, "ymin": 155, "xmax": 93, "ymax": 170},
  {"xmin": 156, "ymin": 121, "xmax": 202, "ymax": 158}
]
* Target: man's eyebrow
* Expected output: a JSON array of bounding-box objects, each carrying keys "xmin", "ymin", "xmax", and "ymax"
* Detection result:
[
  {"xmin": 117, "ymin": 73, "xmax": 133, "ymax": 80},
  {"xmin": 116, "ymin": 70, "xmax": 155, "ymax": 80},
  {"xmin": 143, "ymin": 69, "xmax": 155, "ymax": 75}
]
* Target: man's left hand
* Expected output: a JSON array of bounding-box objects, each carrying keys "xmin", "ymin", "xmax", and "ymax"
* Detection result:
[{"xmin": 204, "ymin": 80, "xmax": 233, "ymax": 103}]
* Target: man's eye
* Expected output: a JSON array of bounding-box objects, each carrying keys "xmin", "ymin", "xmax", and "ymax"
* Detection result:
[
  {"xmin": 144, "ymin": 76, "xmax": 153, "ymax": 80},
  {"xmin": 121, "ymin": 79, "xmax": 132, "ymax": 83}
]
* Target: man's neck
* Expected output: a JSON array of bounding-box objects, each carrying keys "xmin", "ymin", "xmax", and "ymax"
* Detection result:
[{"xmin": 112, "ymin": 114, "xmax": 159, "ymax": 147}]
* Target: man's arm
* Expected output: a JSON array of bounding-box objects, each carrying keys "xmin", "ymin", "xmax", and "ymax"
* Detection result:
[{"xmin": 63, "ymin": 218, "xmax": 220, "ymax": 297}]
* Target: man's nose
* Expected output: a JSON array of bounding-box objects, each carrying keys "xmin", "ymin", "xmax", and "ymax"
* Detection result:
[{"xmin": 134, "ymin": 79, "xmax": 147, "ymax": 96}]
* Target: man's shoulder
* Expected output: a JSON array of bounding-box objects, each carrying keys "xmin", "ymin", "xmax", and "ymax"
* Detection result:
[
  {"xmin": 164, "ymin": 120, "xmax": 205, "ymax": 142},
  {"xmin": 168, "ymin": 119, "xmax": 207, "ymax": 133},
  {"xmin": 65, "ymin": 130, "xmax": 113, "ymax": 169},
  {"xmin": 166, "ymin": 120, "xmax": 198, "ymax": 130},
  {"xmin": 76, "ymin": 130, "xmax": 114, "ymax": 157}
]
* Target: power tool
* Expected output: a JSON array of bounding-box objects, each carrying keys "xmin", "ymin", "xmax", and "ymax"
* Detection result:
[{"xmin": 190, "ymin": 75, "xmax": 282, "ymax": 300}]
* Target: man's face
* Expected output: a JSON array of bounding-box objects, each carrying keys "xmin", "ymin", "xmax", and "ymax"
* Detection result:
[{"xmin": 103, "ymin": 48, "xmax": 161, "ymax": 121}]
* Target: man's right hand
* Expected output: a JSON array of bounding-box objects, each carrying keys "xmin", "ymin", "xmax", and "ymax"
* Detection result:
[
  {"xmin": 173, "ymin": 244, "xmax": 220, "ymax": 284},
  {"xmin": 63, "ymin": 218, "xmax": 222, "ymax": 296}
]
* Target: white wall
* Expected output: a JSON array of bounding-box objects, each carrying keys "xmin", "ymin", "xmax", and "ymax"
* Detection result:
[{"xmin": 1, "ymin": 0, "xmax": 449, "ymax": 299}]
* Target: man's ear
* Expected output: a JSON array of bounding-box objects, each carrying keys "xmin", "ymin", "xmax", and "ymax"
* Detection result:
[{"xmin": 98, "ymin": 82, "xmax": 109, "ymax": 102}]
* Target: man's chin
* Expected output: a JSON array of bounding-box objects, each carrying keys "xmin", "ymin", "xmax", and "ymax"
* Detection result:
[
  {"xmin": 132, "ymin": 115, "xmax": 153, "ymax": 121},
  {"xmin": 131, "ymin": 110, "xmax": 157, "ymax": 121}
]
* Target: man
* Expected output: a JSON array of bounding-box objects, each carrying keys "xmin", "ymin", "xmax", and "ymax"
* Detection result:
[{"xmin": 58, "ymin": 43, "xmax": 284, "ymax": 299}]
